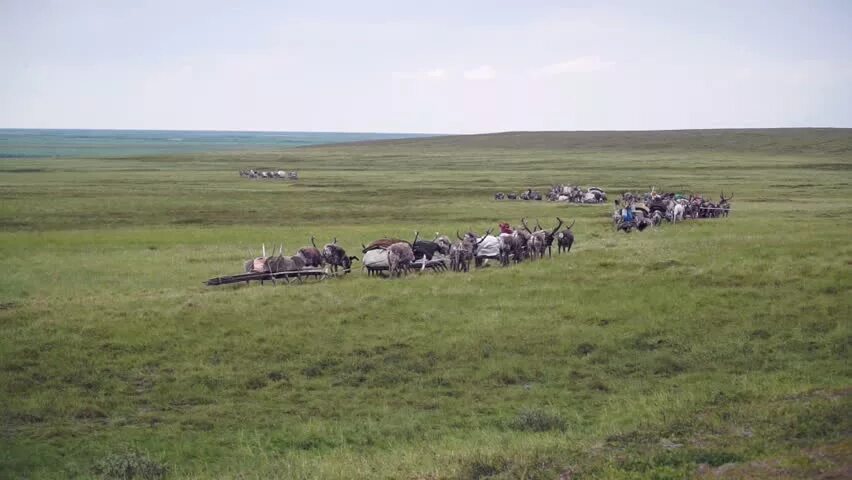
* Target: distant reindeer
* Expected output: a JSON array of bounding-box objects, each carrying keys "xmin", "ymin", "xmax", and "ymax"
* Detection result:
[{"xmin": 719, "ymin": 191, "xmax": 733, "ymax": 217}]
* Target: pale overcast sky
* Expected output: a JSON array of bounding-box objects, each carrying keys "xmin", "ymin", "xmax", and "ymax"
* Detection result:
[{"xmin": 1, "ymin": 0, "xmax": 850, "ymax": 133}]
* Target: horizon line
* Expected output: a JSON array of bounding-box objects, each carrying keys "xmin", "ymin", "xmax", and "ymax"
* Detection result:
[{"xmin": 1, "ymin": 126, "xmax": 850, "ymax": 136}]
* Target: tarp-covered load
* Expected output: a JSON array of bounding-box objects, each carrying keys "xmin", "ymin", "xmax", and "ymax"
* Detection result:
[
  {"xmin": 362, "ymin": 249, "xmax": 390, "ymax": 269},
  {"xmin": 476, "ymin": 235, "xmax": 501, "ymax": 258}
]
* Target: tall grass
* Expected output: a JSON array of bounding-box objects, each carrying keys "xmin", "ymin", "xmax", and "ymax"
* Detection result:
[{"xmin": 1, "ymin": 130, "xmax": 850, "ymax": 478}]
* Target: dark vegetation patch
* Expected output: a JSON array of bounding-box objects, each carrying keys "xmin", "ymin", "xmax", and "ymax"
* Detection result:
[
  {"xmin": 245, "ymin": 376, "xmax": 268, "ymax": 390},
  {"xmin": 647, "ymin": 259, "xmax": 683, "ymax": 271},
  {"xmin": 74, "ymin": 406, "xmax": 108, "ymax": 420},
  {"xmin": 749, "ymin": 329, "xmax": 771, "ymax": 340},
  {"xmin": 456, "ymin": 451, "xmax": 565, "ymax": 480},
  {"xmin": 93, "ymin": 450, "xmax": 168, "ymax": 480},
  {"xmin": 0, "ymin": 301, "xmax": 18, "ymax": 310},
  {"xmin": 170, "ymin": 218, "xmax": 206, "ymax": 225},
  {"xmin": 575, "ymin": 342, "xmax": 596, "ymax": 356},
  {"xmin": 509, "ymin": 408, "xmax": 567, "ymax": 432},
  {"xmin": 2, "ymin": 168, "xmax": 46, "ymax": 173}
]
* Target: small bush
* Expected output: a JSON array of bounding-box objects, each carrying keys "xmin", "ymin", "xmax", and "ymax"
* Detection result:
[
  {"xmin": 509, "ymin": 408, "xmax": 567, "ymax": 432},
  {"xmin": 93, "ymin": 450, "xmax": 167, "ymax": 480},
  {"xmin": 575, "ymin": 342, "xmax": 596, "ymax": 356},
  {"xmin": 244, "ymin": 376, "xmax": 267, "ymax": 390},
  {"xmin": 456, "ymin": 451, "xmax": 565, "ymax": 479},
  {"xmin": 457, "ymin": 453, "xmax": 509, "ymax": 479}
]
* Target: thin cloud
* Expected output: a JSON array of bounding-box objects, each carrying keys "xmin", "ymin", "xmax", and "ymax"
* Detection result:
[
  {"xmin": 392, "ymin": 68, "xmax": 448, "ymax": 81},
  {"xmin": 533, "ymin": 56, "xmax": 614, "ymax": 77},
  {"xmin": 425, "ymin": 68, "xmax": 446, "ymax": 79},
  {"xmin": 463, "ymin": 65, "xmax": 496, "ymax": 80}
]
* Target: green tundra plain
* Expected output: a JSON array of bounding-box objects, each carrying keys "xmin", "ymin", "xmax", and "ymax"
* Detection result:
[{"xmin": 1, "ymin": 129, "xmax": 850, "ymax": 479}]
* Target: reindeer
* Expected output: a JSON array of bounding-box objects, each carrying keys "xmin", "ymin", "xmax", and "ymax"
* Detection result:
[
  {"xmin": 555, "ymin": 218, "xmax": 576, "ymax": 254},
  {"xmin": 719, "ymin": 191, "xmax": 733, "ymax": 217},
  {"xmin": 244, "ymin": 244, "xmax": 306, "ymax": 284},
  {"xmin": 411, "ymin": 231, "xmax": 451, "ymax": 260},
  {"xmin": 322, "ymin": 238, "xmax": 359, "ymax": 273},
  {"xmin": 386, "ymin": 242, "xmax": 415, "ymax": 277},
  {"xmin": 521, "ymin": 218, "xmax": 549, "ymax": 260},
  {"xmin": 498, "ymin": 226, "xmax": 528, "ymax": 266},
  {"xmin": 534, "ymin": 218, "xmax": 565, "ymax": 258},
  {"xmin": 297, "ymin": 237, "xmax": 325, "ymax": 267},
  {"xmin": 450, "ymin": 229, "xmax": 492, "ymax": 272},
  {"xmin": 667, "ymin": 200, "xmax": 685, "ymax": 223}
]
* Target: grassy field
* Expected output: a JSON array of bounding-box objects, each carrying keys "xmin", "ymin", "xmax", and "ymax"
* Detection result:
[{"xmin": 1, "ymin": 129, "xmax": 850, "ymax": 479}]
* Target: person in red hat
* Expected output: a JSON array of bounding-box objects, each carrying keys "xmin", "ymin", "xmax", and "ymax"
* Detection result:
[{"xmin": 499, "ymin": 222, "xmax": 513, "ymax": 234}]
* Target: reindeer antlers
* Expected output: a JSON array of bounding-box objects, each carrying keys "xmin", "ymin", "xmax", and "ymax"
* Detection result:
[
  {"xmin": 476, "ymin": 227, "xmax": 493, "ymax": 244},
  {"xmin": 521, "ymin": 217, "xmax": 532, "ymax": 233},
  {"xmin": 556, "ymin": 216, "xmax": 576, "ymax": 229},
  {"xmin": 551, "ymin": 217, "xmax": 563, "ymax": 234}
]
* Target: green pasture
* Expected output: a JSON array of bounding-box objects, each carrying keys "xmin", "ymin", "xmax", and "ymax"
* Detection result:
[{"xmin": 1, "ymin": 130, "xmax": 850, "ymax": 479}]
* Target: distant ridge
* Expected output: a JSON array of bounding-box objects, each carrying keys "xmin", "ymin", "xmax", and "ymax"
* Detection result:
[{"xmin": 307, "ymin": 128, "xmax": 852, "ymax": 156}]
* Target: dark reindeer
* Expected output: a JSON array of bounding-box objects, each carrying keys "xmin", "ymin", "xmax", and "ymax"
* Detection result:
[
  {"xmin": 297, "ymin": 236, "xmax": 324, "ymax": 267},
  {"xmin": 411, "ymin": 231, "xmax": 451, "ymax": 260},
  {"xmin": 555, "ymin": 218, "xmax": 576, "ymax": 254},
  {"xmin": 719, "ymin": 191, "xmax": 733, "ymax": 217},
  {"xmin": 322, "ymin": 238, "xmax": 359, "ymax": 273}
]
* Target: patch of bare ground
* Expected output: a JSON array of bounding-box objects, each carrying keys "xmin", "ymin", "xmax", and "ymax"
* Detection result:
[{"xmin": 696, "ymin": 441, "xmax": 852, "ymax": 479}]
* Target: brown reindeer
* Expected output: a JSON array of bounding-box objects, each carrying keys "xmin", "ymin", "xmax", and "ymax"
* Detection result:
[{"xmin": 386, "ymin": 242, "xmax": 415, "ymax": 277}]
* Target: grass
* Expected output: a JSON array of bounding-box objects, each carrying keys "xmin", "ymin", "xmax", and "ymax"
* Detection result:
[{"xmin": 0, "ymin": 129, "xmax": 850, "ymax": 479}]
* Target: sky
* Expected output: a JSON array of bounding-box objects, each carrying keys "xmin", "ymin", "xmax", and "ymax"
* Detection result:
[{"xmin": 1, "ymin": 0, "xmax": 851, "ymax": 134}]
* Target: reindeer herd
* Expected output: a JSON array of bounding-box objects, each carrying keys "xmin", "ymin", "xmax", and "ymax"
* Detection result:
[
  {"xmin": 239, "ymin": 169, "xmax": 299, "ymax": 180},
  {"xmin": 494, "ymin": 185, "xmax": 608, "ymax": 204},
  {"xmin": 240, "ymin": 217, "xmax": 577, "ymax": 281},
  {"xmin": 614, "ymin": 189, "xmax": 733, "ymax": 232}
]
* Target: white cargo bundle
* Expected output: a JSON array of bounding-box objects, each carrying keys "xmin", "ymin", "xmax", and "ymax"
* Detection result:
[
  {"xmin": 362, "ymin": 249, "xmax": 390, "ymax": 268},
  {"xmin": 475, "ymin": 235, "xmax": 501, "ymax": 258}
]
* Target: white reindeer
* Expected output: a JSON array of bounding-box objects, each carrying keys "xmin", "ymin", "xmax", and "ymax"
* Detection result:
[{"xmin": 668, "ymin": 200, "xmax": 685, "ymax": 223}]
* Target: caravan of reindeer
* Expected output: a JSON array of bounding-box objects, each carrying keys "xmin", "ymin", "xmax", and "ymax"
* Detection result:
[
  {"xmin": 206, "ymin": 187, "xmax": 732, "ymax": 286},
  {"xmin": 495, "ymin": 185, "xmax": 607, "ymax": 204},
  {"xmin": 614, "ymin": 188, "xmax": 733, "ymax": 232},
  {"xmin": 239, "ymin": 169, "xmax": 299, "ymax": 180},
  {"xmin": 205, "ymin": 218, "xmax": 578, "ymax": 286}
]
